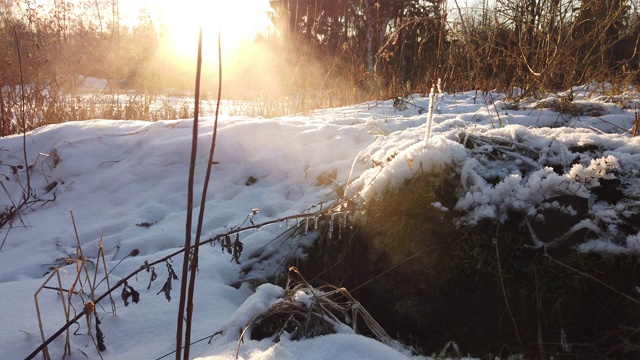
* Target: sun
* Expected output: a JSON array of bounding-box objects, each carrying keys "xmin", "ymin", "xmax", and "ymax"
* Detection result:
[{"xmin": 150, "ymin": 0, "xmax": 274, "ymax": 60}]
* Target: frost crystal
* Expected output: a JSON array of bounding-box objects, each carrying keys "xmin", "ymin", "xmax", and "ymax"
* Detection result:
[
  {"xmin": 569, "ymin": 155, "xmax": 619, "ymax": 188},
  {"xmin": 626, "ymin": 233, "xmax": 640, "ymax": 253},
  {"xmin": 431, "ymin": 202, "xmax": 449, "ymax": 212}
]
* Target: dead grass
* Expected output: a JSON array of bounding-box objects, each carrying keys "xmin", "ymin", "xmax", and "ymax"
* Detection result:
[{"xmin": 236, "ymin": 266, "xmax": 407, "ymax": 359}]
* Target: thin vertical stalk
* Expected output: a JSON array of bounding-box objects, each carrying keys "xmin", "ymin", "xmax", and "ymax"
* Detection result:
[
  {"xmin": 14, "ymin": 27, "xmax": 30, "ymax": 199},
  {"xmin": 495, "ymin": 237, "xmax": 523, "ymax": 350},
  {"xmin": 176, "ymin": 25, "xmax": 203, "ymax": 360},
  {"xmin": 34, "ymin": 272, "xmax": 56, "ymax": 360},
  {"xmin": 452, "ymin": 0, "xmax": 472, "ymax": 89},
  {"xmin": 425, "ymin": 85, "xmax": 435, "ymax": 145},
  {"xmin": 0, "ymin": 75, "xmax": 6, "ymax": 137},
  {"xmin": 184, "ymin": 28, "xmax": 223, "ymax": 360}
]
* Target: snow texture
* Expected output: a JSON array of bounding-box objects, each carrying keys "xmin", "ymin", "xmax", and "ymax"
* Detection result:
[{"xmin": 1, "ymin": 85, "xmax": 640, "ymax": 359}]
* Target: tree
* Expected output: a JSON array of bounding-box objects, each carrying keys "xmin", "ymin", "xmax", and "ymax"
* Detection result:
[{"xmin": 269, "ymin": 0, "xmax": 445, "ymax": 94}]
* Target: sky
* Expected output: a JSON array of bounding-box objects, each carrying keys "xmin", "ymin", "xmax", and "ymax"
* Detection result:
[
  {"xmin": 16, "ymin": 0, "xmax": 275, "ymax": 60},
  {"xmin": 1, "ymin": 82, "xmax": 640, "ymax": 359},
  {"xmin": 130, "ymin": 0, "xmax": 275, "ymax": 56}
]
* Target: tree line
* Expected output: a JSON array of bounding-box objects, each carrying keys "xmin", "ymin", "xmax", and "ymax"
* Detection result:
[{"xmin": 269, "ymin": 0, "xmax": 640, "ymax": 96}]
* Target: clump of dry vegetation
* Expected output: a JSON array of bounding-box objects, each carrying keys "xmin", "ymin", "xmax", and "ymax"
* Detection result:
[{"xmin": 237, "ymin": 267, "xmax": 405, "ymax": 356}]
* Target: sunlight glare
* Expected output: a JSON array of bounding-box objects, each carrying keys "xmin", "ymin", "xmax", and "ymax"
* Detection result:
[{"xmin": 152, "ymin": 0, "xmax": 273, "ymax": 60}]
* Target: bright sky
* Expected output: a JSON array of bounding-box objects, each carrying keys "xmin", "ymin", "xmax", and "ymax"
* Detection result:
[
  {"xmin": 121, "ymin": 0, "xmax": 274, "ymax": 58},
  {"xmin": 24, "ymin": 0, "xmax": 274, "ymax": 59}
]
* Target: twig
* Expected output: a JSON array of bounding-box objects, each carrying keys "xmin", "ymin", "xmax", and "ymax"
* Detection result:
[
  {"xmin": 56, "ymin": 269, "xmax": 72, "ymax": 357},
  {"xmin": 451, "ymin": 0, "xmax": 472, "ymax": 88},
  {"xmin": 392, "ymin": 97, "xmax": 428, "ymax": 113},
  {"xmin": 94, "ymin": 234, "xmax": 116, "ymax": 315},
  {"xmin": 24, "ymin": 200, "xmax": 349, "ymax": 360},
  {"xmin": 70, "ymin": 210, "xmax": 95, "ymax": 298},
  {"xmin": 534, "ymin": 269, "xmax": 545, "ymax": 356},
  {"xmin": 184, "ymin": 27, "xmax": 223, "ymax": 359},
  {"xmin": 34, "ymin": 271, "xmax": 56, "ymax": 360},
  {"xmin": 14, "ymin": 27, "xmax": 31, "ymax": 200},
  {"xmin": 155, "ymin": 333, "xmax": 221, "ymax": 360},
  {"xmin": 545, "ymin": 253, "xmax": 640, "ymax": 305},
  {"xmin": 176, "ymin": 24, "xmax": 203, "ymax": 360},
  {"xmin": 350, "ymin": 249, "xmax": 427, "ymax": 293},
  {"xmin": 41, "ymin": 286, "xmax": 78, "ymax": 294},
  {"xmin": 494, "ymin": 236, "xmax": 523, "ymax": 350}
]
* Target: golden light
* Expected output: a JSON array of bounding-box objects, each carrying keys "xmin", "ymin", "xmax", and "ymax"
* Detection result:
[{"xmin": 150, "ymin": 0, "xmax": 274, "ymax": 62}]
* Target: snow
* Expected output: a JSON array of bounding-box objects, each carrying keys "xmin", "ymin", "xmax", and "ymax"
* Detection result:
[
  {"xmin": 79, "ymin": 76, "xmax": 109, "ymax": 90},
  {"xmin": 1, "ymin": 86, "xmax": 640, "ymax": 359}
]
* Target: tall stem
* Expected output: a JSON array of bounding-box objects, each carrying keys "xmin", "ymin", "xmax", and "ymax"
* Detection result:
[
  {"xmin": 14, "ymin": 27, "xmax": 30, "ymax": 199},
  {"xmin": 184, "ymin": 28, "xmax": 223, "ymax": 359},
  {"xmin": 176, "ymin": 24, "xmax": 203, "ymax": 360}
]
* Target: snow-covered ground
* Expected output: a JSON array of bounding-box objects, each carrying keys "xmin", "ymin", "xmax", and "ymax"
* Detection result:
[{"xmin": 1, "ymin": 84, "xmax": 639, "ymax": 359}]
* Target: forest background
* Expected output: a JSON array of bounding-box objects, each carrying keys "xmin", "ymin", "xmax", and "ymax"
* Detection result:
[{"xmin": 1, "ymin": 0, "xmax": 640, "ymax": 136}]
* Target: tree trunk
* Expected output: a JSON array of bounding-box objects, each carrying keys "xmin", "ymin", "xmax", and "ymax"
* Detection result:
[
  {"xmin": 0, "ymin": 78, "xmax": 6, "ymax": 137},
  {"xmin": 364, "ymin": 0, "xmax": 375, "ymax": 76}
]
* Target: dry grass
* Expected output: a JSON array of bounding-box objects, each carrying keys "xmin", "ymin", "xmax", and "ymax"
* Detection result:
[{"xmin": 236, "ymin": 266, "xmax": 406, "ymax": 359}]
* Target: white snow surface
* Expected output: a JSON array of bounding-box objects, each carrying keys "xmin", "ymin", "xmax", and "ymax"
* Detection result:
[{"xmin": 1, "ymin": 85, "xmax": 640, "ymax": 359}]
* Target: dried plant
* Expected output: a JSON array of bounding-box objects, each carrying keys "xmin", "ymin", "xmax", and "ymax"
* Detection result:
[{"xmin": 235, "ymin": 267, "xmax": 407, "ymax": 359}]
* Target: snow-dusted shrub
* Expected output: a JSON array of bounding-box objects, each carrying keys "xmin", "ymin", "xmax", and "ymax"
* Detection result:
[
  {"xmin": 349, "ymin": 125, "xmax": 640, "ymax": 253},
  {"xmin": 330, "ymin": 155, "xmax": 640, "ymax": 357}
]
